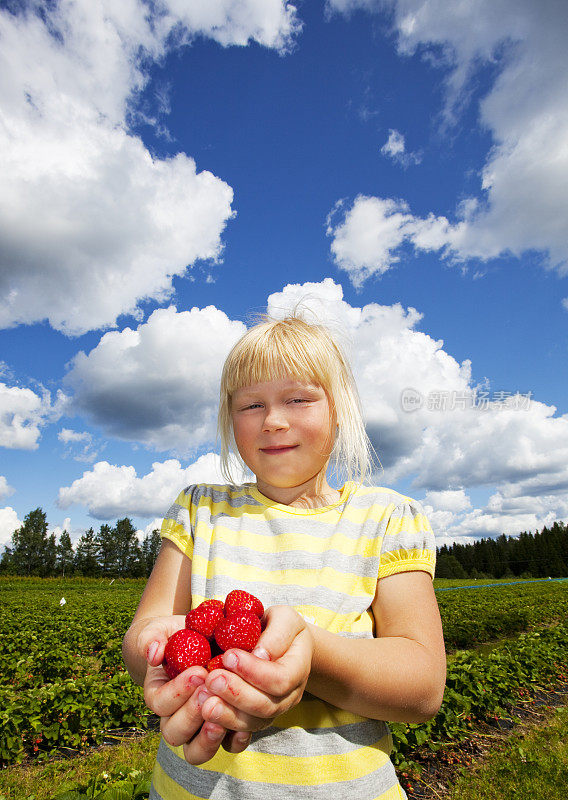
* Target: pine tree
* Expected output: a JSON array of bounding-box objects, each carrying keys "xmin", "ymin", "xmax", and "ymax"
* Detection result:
[
  {"xmin": 114, "ymin": 518, "xmax": 144, "ymax": 577},
  {"xmin": 10, "ymin": 509, "xmax": 51, "ymax": 576},
  {"xmin": 74, "ymin": 528, "xmax": 100, "ymax": 577},
  {"xmin": 56, "ymin": 530, "xmax": 75, "ymax": 578},
  {"xmin": 96, "ymin": 524, "xmax": 116, "ymax": 576},
  {"xmin": 142, "ymin": 529, "xmax": 161, "ymax": 576}
]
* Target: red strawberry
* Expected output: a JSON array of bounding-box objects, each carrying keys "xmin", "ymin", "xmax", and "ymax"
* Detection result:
[
  {"xmin": 163, "ymin": 629, "xmax": 211, "ymax": 678},
  {"xmin": 185, "ymin": 600, "xmax": 225, "ymax": 639},
  {"xmin": 224, "ymin": 589, "xmax": 264, "ymax": 619},
  {"xmin": 206, "ymin": 654, "xmax": 226, "ymax": 672},
  {"xmin": 214, "ymin": 611, "xmax": 261, "ymax": 653}
]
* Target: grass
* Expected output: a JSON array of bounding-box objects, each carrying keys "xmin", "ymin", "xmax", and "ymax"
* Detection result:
[
  {"xmin": 447, "ymin": 705, "xmax": 568, "ymax": 799},
  {"xmin": 0, "ymin": 732, "xmax": 160, "ymax": 800}
]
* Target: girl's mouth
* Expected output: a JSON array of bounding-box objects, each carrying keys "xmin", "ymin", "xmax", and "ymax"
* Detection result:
[{"xmin": 260, "ymin": 445, "xmax": 298, "ymax": 453}]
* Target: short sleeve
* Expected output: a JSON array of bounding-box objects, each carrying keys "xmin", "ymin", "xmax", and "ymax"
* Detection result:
[
  {"xmin": 160, "ymin": 485, "xmax": 196, "ymax": 559},
  {"xmin": 378, "ymin": 499, "xmax": 436, "ymax": 579}
]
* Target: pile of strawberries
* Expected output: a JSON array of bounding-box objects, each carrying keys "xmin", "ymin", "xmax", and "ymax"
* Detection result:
[{"xmin": 163, "ymin": 590, "xmax": 264, "ymax": 678}]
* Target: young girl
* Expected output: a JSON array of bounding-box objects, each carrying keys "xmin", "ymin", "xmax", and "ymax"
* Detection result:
[{"xmin": 122, "ymin": 313, "xmax": 446, "ymax": 800}]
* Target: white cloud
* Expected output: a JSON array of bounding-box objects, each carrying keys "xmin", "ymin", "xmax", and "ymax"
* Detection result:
[
  {"xmin": 424, "ymin": 489, "xmax": 471, "ymax": 513},
  {"xmin": 265, "ymin": 279, "xmax": 568, "ymax": 538},
  {"xmin": 49, "ymin": 517, "xmax": 72, "ymax": 541},
  {"xmin": 59, "ymin": 278, "xmax": 568, "ymax": 540},
  {"xmin": 327, "ymin": 194, "xmax": 465, "ymax": 285},
  {"xmin": 326, "ymin": 0, "xmax": 568, "ymax": 279},
  {"xmin": 380, "ymin": 129, "xmax": 422, "ymax": 167},
  {"xmin": 58, "ymin": 429, "xmax": 100, "ymax": 463},
  {"xmin": 58, "ymin": 453, "xmax": 225, "ymax": 519},
  {"xmin": 326, "ymin": 197, "xmax": 413, "ymax": 285},
  {"xmin": 65, "ymin": 305, "xmax": 246, "ymax": 453},
  {"xmin": 0, "ymin": 476, "xmax": 15, "ymax": 502},
  {"xmin": 0, "ymin": 0, "xmax": 300, "ymax": 335},
  {"xmin": 0, "ymin": 382, "xmax": 66, "ymax": 450},
  {"xmin": 0, "ymin": 507, "xmax": 21, "ymax": 549}
]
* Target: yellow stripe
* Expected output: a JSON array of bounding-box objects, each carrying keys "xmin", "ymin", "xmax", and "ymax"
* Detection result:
[
  {"xmin": 379, "ymin": 551, "xmax": 435, "ymax": 579},
  {"xmin": 190, "ymin": 554, "xmax": 378, "ymax": 595},
  {"xmin": 151, "ymin": 759, "xmax": 203, "ymax": 800},
  {"xmin": 163, "ymin": 732, "xmax": 392, "ymax": 785},
  {"xmin": 384, "ymin": 513, "xmax": 432, "ymax": 537},
  {"xmin": 160, "ymin": 528, "xmax": 193, "ymax": 558},
  {"xmin": 272, "ymin": 698, "xmax": 369, "ymax": 728}
]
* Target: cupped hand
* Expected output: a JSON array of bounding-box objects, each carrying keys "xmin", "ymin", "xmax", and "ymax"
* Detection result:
[
  {"xmin": 198, "ymin": 605, "xmax": 314, "ymax": 733},
  {"xmin": 139, "ymin": 616, "xmax": 251, "ymax": 764}
]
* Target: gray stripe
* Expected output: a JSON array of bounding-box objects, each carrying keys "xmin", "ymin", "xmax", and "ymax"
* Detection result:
[
  {"xmin": 381, "ymin": 530, "xmax": 434, "ymax": 555},
  {"xmin": 190, "ymin": 576, "xmax": 374, "ymax": 615},
  {"xmin": 203, "ymin": 509, "xmax": 385, "ymax": 541},
  {"xmin": 190, "ymin": 483, "xmax": 264, "ymax": 509},
  {"xmin": 247, "ymin": 719, "xmax": 390, "ymax": 756},
  {"xmin": 163, "ymin": 501, "xmax": 191, "ymax": 529},
  {"xmin": 153, "ymin": 736, "xmax": 401, "ymax": 800},
  {"xmin": 386, "ymin": 499, "xmax": 425, "ymax": 520},
  {"xmin": 194, "ymin": 537, "xmax": 380, "ymax": 578}
]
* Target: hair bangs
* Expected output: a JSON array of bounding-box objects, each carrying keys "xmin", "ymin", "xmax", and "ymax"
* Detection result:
[{"xmin": 224, "ymin": 323, "xmax": 330, "ymax": 398}]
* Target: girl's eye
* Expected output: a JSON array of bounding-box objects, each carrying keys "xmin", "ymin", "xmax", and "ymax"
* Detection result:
[{"xmin": 290, "ymin": 398, "xmax": 308, "ymax": 404}]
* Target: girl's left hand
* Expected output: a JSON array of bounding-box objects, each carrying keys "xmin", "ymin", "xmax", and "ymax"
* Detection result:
[{"xmin": 197, "ymin": 605, "xmax": 313, "ymax": 733}]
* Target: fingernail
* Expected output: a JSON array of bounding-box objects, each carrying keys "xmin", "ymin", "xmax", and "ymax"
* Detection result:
[
  {"xmin": 236, "ymin": 732, "xmax": 251, "ymax": 745},
  {"xmin": 205, "ymin": 725, "xmax": 225, "ymax": 741},
  {"xmin": 147, "ymin": 641, "xmax": 159, "ymax": 662},
  {"xmin": 189, "ymin": 675, "xmax": 204, "ymax": 688},
  {"xmin": 210, "ymin": 675, "xmax": 226, "ymax": 693},
  {"xmin": 252, "ymin": 647, "xmax": 270, "ymax": 661},
  {"xmin": 223, "ymin": 651, "xmax": 238, "ymax": 669},
  {"xmin": 198, "ymin": 690, "xmax": 210, "ymax": 706}
]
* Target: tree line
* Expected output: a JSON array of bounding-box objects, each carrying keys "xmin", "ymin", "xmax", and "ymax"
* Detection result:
[
  {"xmin": 436, "ymin": 521, "xmax": 568, "ymax": 579},
  {"xmin": 0, "ymin": 508, "xmax": 161, "ymax": 578},
  {"xmin": 1, "ymin": 507, "xmax": 567, "ymax": 580}
]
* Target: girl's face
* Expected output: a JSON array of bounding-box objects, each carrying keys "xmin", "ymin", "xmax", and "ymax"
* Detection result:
[{"xmin": 230, "ymin": 377, "xmax": 336, "ymax": 503}]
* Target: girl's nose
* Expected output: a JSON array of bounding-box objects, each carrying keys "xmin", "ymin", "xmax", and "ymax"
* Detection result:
[{"xmin": 262, "ymin": 407, "xmax": 289, "ymax": 431}]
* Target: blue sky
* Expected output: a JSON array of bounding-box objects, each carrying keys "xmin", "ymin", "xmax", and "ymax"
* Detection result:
[{"xmin": 1, "ymin": 0, "xmax": 567, "ymax": 550}]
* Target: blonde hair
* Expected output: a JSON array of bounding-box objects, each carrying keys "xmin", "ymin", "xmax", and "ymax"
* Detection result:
[{"xmin": 218, "ymin": 313, "xmax": 375, "ymax": 489}]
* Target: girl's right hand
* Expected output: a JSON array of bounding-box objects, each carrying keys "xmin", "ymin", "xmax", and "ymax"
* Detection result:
[{"xmin": 137, "ymin": 615, "xmax": 252, "ymax": 764}]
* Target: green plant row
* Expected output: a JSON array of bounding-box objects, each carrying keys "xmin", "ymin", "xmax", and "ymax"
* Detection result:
[
  {"xmin": 390, "ymin": 623, "xmax": 568, "ymax": 769},
  {"xmin": 0, "ymin": 672, "xmax": 151, "ymax": 767},
  {"xmin": 437, "ymin": 580, "xmax": 568, "ymax": 648},
  {"xmin": 51, "ymin": 623, "xmax": 568, "ymax": 800},
  {"xmin": 0, "ymin": 579, "xmax": 565, "ymax": 766}
]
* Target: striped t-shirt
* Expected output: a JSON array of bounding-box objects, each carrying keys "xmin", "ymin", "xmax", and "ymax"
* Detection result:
[{"xmin": 150, "ymin": 481, "xmax": 436, "ymax": 800}]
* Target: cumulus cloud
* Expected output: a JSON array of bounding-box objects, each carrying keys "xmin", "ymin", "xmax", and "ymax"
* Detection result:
[
  {"xmin": 57, "ymin": 278, "xmax": 568, "ymax": 540},
  {"xmin": 380, "ymin": 129, "xmax": 422, "ymax": 167},
  {"xmin": 326, "ymin": 0, "xmax": 568, "ymax": 279},
  {"xmin": 0, "ymin": 382, "xmax": 66, "ymax": 450},
  {"xmin": 64, "ymin": 305, "xmax": 246, "ymax": 453},
  {"xmin": 0, "ymin": 0, "xmax": 300, "ymax": 335},
  {"xmin": 326, "ymin": 195, "xmax": 464, "ymax": 285},
  {"xmin": 0, "ymin": 476, "xmax": 15, "ymax": 502},
  {"xmin": 424, "ymin": 489, "xmax": 472, "ymax": 513},
  {"xmin": 0, "ymin": 507, "xmax": 21, "ymax": 549},
  {"xmin": 58, "ymin": 453, "xmax": 225, "ymax": 519},
  {"xmin": 266, "ymin": 279, "xmax": 568, "ymax": 539}
]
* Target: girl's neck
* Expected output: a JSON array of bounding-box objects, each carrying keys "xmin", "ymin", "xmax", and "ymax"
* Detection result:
[{"xmin": 255, "ymin": 476, "xmax": 341, "ymax": 509}]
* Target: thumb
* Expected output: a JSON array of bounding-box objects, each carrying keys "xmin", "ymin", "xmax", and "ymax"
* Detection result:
[{"xmin": 253, "ymin": 605, "xmax": 307, "ymax": 661}]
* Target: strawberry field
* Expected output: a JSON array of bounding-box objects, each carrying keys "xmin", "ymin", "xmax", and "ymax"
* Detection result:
[{"xmin": 0, "ymin": 576, "xmax": 567, "ymax": 774}]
